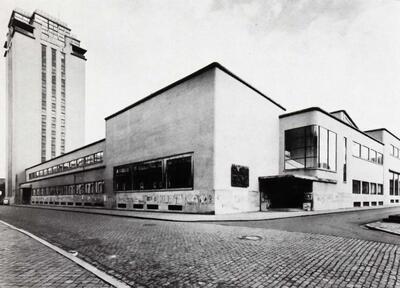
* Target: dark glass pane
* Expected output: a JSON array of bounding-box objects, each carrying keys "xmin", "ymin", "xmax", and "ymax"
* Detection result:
[
  {"xmin": 328, "ymin": 131, "xmax": 337, "ymax": 171},
  {"xmin": 352, "ymin": 180, "xmax": 360, "ymax": 194},
  {"xmin": 114, "ymin": 166, "xmax": 132, "ymax": 191},
  {"xmin": 319, "ymin": 127, "xmax": 328, "ymax": 169},
  {"xmin": 132, "ymin": 161, "xmax": 163, "ymax": 190},
  {"xmin": 362, "ymin": 182, "xmax": 369, "ymax": 194},
  {"xmin": 167, "ymin": 156, "xmax": 193, "ymax": 189}
]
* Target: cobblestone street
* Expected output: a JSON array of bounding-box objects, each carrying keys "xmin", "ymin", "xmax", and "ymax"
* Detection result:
[
  {"xmin": 1, "ymin": 206, "xmax": 400, "ymax": 287},
  {"xmin": 0, "ymin": 220, "xmax": 111, "ymax": 287}
]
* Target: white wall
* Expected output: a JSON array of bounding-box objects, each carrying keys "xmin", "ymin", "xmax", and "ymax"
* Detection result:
[
  {"xmin": 7, "ymin": 32, "xmax": 42, "ymax": 202},
  {"xmin": 213, "ymin": 68, "xmax": 283, "ymax": 214},
  {"xmin": 65, "ymin": 50, "xmax": 86, "ymax": 152}
]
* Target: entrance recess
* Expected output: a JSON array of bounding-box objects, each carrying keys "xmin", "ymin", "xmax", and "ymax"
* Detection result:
[
  {"xmin": 21, "ymin": 188, "xmax": 32, "ymax": 204},
  {"xmin": 259, "ymin": 175, "xmax": 313, "ymax": 210}
]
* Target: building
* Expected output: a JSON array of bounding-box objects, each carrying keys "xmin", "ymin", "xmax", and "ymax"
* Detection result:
[
  {"xmin": 4, "ymin": 9, "xmax": 86, "ymax": 204},
  {"xmin": 20, "ymin": 62, "xmax": 400, "ymax": 214}
]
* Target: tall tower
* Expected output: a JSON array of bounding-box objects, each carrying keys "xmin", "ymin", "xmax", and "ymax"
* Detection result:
[{"xmin": 4, "ymin": 9, "xmax": 86, "ymax": 203}]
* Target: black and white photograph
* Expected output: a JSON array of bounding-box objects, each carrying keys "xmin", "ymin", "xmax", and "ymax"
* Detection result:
[{"xmin": 1, "ymin": 0, "xmax": 400, "ymax": 287}]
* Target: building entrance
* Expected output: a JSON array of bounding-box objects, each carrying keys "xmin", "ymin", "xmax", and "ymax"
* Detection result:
[
  {"xmin": 259, "ymin": 175, "xmax": 313, "ymax": 210},
  {"xmin": 21, "ymin": 188, "xmax": 32, "ymax": 204}
]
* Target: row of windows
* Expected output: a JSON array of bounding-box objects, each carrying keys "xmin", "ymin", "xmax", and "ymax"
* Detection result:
[
  {"xmin": 389, "ymin": 171, "xmax": 400, "ymax": 196},
  {"xmin": 32, "ymin": 180, "xmax": 104, "ymax": 196},
  {"xmin": 284, "ymin": 125, "xmax": 337, "ymax": 171},
  {"xmin": 51, "ymin": 48, "xmax": 57, "ymax": 158},
  {"xmin": 114, "ymin": 153, "xmax": 193, "ymax": 191},
  {"xmin": 60, "ymin": 52, "xmax": 66, "ymax": 154},
  {"xmin": 352, "ymin": 180, "xmax": 383, "ymax": 195},
  {"xmin": 353, "ymin": 201, "xmax": 383, "ymax": 207},
  {"xmin": 29, "ymin": 151, "xmax": 104, "ymax": 180},
  {"xmin": 352, "ymin": 142, "xmax": 383, "ymax": 165},
  {"xmin": 41, "ymin": 44, "xmax": 47, "ymax": 162}
]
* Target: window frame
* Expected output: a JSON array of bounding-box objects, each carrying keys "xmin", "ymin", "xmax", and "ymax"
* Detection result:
[{"xmin": 113, "ymin": 153, "xmax": 194, "ymax": 192}]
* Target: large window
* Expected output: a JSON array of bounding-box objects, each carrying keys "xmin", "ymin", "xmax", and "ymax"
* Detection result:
[
  {"xmin": 343, "ymin": 137, "xmax": 347, "ymax": 182},
  {"xmin": 166, "ymin": 156, "xmax": 193, "ymax": 189},
  {"xmin": 391, "ymin": 171, "xmax": 400, "ymax": 196},
  {"xmin": 114, "ymin": 166, "xmax": 132, "ymax": 191},
  {"xmin": 284, "ymin": 125, "xmax": 336, "ymax": 171},
  {"xmin": 132, "ymin": 161, "xmax": 163, "ymax": 190},
  {"xmin": 114, "ymin": 153, "xmax": 193, "ymax": 191}
]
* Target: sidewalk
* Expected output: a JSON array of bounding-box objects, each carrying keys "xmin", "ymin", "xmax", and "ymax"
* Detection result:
[
  {"xmin": 366, "ymin": 221, "xmax": 400, "ymax": 236},
  {"xmin": 15, "ymin": 204, "xmax": 394, "ymax": 222},
  {"xmin": 0, "ymin": 221, "xmax": 112, "ymax": 288}
]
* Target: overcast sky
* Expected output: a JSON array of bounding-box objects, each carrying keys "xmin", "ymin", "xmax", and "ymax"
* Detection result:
[{"xmin": 1, "ymin": 0, "xmax": 400, "ymax": 178}]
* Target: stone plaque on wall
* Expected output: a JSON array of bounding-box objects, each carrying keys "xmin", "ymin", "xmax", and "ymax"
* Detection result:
[{"xmin": 231, "ymin": 164, "xmax": 249, "ymax": 188}]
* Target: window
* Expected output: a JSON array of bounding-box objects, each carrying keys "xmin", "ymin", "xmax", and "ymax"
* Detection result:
[
  {"xmin": 95, "ymin": 152, "xmax": 103, "ymax": 163},
  {"xmin": 353, "ymin": 142, "xmax": 361, "ymax": 157},
  {"xmin": 63, "ymin": 162, "xmax": 69, "ymax": 170},
  {"xmin": 390, "ymin": 172, "xmax": 394, "ymax": 195},
  {"xmin": 328, "ymin": 130, "xmax": 337, "ymax": 171},
  {"xmin": 343, "ymin": 137, "xmax": 347, "ymax": 182},
  {"xmin": 132, "ymin": 160, "xmax": 163, "ymax": 190},
  {"xmin": 166, "ymin": 156, "xmax": 193, "ymax": 189},
  {"xmin": 370, "ymin": 150, "xmax": 377, "ymax": 162},
  {"xmin": 361, "ymin": 146, "xmax": 369, "ymax": 160},
  {"xmin": 70, "ymin": 160, "xmax": 77, "ymax": 169},
  {"xmin": 284, "ymin": 126, "xmax": 336, "ymax": 171},
  {"xmin": 77, "ymin": 157, "xmax": 84, "ymax": 167},
  {"xmin": 362, "ymin": 182, "xmax": 369, "ymax": 194},
  {"xmin": 85, "ymin": 154, "xmax": 94, "ymax": 165},
  {"xmin": 378, "ymin": 184, "xmax": 383, "ymax": 195},
  {"xmin": 377, "ymin": 153, "xmax": 384, "ymax": 164},
  {"xmin": 370, "ymin": 183, "xmax": 377, "ymax": 195},
  {"xmin": 114, "ymin": 166, "xmax": 132, "ymax": 191},
  {"xmin": 396, "ymin": 174, "xmax": 399, "ymax": 196},
  {"xmin": 353, "ymin": 180, "xmax": 361, "ymax": 194},
  {"xmin": 231, "ymin": 164, "xmax": 249, "ymax": 188}
]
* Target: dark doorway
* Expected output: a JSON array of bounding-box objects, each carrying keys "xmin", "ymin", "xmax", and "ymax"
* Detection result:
[
  {"xmin": 259, "ymin": 176, "xmax": 313, "ymax": 209},
  {"xmin": 21, "ymin": 188, "xmax": 32, "ymax": 204}
]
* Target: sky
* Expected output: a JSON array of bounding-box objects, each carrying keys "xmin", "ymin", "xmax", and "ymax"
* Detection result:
[{"xmin": 0, "ymin": 0, "xmax": 400, "ymax": 178}]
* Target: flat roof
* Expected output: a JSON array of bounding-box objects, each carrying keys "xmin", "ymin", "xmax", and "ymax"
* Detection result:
[
  {"xmin": 105, "ymin": 62, "xmax": 286, "ymax": 121},
  {"xmin": 259, "ymin": 174, "xmax": 336, "ymax": 184},
  {"xmin": 25, "ymin": 138, "xmax": 105, "ymax": 171},
  {"xmin": 279, "ymin": 107, "xmax": 384, "ymax": 145},
  {"xmin": 365, "ymin": 128, "xmax": 400, "ymax": 143}
]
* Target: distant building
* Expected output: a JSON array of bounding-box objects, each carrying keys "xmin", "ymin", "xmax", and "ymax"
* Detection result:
[
  {"xmin": 21, "ymin": 62, "xmax": 400, "ymax": 214},
  {"xmin": 4, "ymin": 9, "xmax": 86, "ymax": 203}
]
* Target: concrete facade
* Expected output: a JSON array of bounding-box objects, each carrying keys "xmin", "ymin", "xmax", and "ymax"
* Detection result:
[{"xmin": 4, "ymin": 9, "xmax": 86, "ymax": 203}]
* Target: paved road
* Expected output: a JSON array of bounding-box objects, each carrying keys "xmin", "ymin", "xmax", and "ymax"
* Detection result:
[
  {"xmin": 0, "ymin": 221, "xmax": 111, "ymax": 288},
  {"xmin": 213, "ymin": 207, "xmax": 400, "ymax": 245},
  {"xmin": 1, "ymin": 206, "xmax": 400, "ymax": 287}
]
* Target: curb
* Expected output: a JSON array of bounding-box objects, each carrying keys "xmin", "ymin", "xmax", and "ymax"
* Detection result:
[
  {"xmin": 365, "ymin": 223, "xmax": 400, "ymax": 237},
  {"xmin": 0, "ymin": 219, "xmax": 131, "ymax": 288},
  {"xmin": 11, "ymin": 204, "xmax": 400, "ymax": 223}
]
